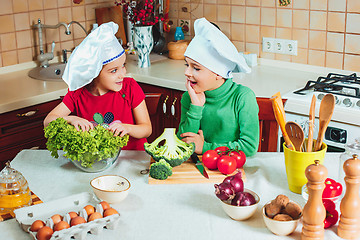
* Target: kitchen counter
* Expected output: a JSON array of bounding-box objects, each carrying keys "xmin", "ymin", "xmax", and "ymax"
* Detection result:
[
  {"xmin": 1, "ymin": 54, "xmax": 356, "ymax": 114},
  {"xmin": 1, "ymin": 150, "xmax": 344, "ymax": 240}
]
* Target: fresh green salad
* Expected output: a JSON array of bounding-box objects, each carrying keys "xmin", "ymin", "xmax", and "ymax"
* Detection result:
[{"xmin": 44, "ymin": 118, "xmax": 129, "ymax": 168}]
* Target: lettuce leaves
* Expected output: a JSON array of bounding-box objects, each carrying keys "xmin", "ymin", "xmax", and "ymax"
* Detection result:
[{"xmin": 44, "ymin": 118, "xmax": 129, "ymax": 168}]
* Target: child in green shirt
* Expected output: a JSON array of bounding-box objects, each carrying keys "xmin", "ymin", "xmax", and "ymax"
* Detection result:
[{"xmin": 177, "ymin": 18, "xmax": 259, "ymax": 156}]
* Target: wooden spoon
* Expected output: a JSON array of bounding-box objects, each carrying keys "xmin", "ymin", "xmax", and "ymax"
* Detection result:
[
  {"xmin": 285, "ymin": 121, "xmax": 305, "ymax": 152},
  {"xmin": 314, "ymin": 94, "xmax": 335, "ymax": 151},
  {"xmin": 307, "ymin": 95, "xmax": 316, "ymax": 152}
]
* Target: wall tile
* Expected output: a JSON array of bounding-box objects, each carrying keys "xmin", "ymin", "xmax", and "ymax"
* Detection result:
[
  {"xmin": 232, "ymin": 40, "xmax": 245, "ymax": 51},
  {"xmin": 0, "ymin": 0, "xmax": 13, "ymax": 15},
  {"xmin": 220, "ymin": 0, "xmax": 231, "ymax": 4},
  {"xmin": 308, "ymin": 49, "xmax": 325, "ymax": 66},
  {"xmin": 73, "ymin": 21, "xmax": 87, "ymax": 39},
  {"xmin": 13, "ymin": 0, "xmax": 29, "ymax": 13},
  {"xmin": 231, "ymin": 0, "xmax": 245, "ymax": 5},
  {"xmin": 344, "ymin": 54, "xmax": 360, "ymax": 72},
  {"xmin": 44, "ymin": 0, "xmax": 58, "ymax": 9},
  {"xmin": 217, "ymin": 22, "xmax": 231, "ymax": 38},
  {"xmin": 58, "ymin": 0, "xmax": 72, "ymax": 8},
  {"xmin": 293, "ymin": 0, "xmax": 309, "ymax": 9},
  {"xmin": 261, "ymin": 26, "xmax": 275, "ymax": 38},
  {"xmin": 245, "ymin": 42, "xmax": 259, "ymax": 55},
  {"xmin": 85, "ymin": 4, "xmax": 97, "ymax": 20},
  {"xmin": 309, "ymin": 30, "xmax": 326, "ymax": 50},
  {"xmin": 245, "ymin": 7, "xmax": 260, "ymax": 24},
  {"xmin": 45, "ymin": 29, "xmax": 60, "ymax": 44},
  {"xmin": 327, "ymin": 12, "xmax": 345, "ymax": 32},
  {"xmin": 178, "ymin": 3, "xmax": 191, "ymax": 19},
  {"xmin": 204, "ymin": 0, "xmax": 216, "ymax": 3},
  {"xmin": 191, "ymin": 3, "xmax": 203, "ymax": 19},
  {"xmin": 14, "ymin": 13, "xmax": 30, "ymax": 31},
  {"xmin": 204, "ymin": 4, "xmax": 217, "ymax": 22},
  {"xmin": 245, "ymin": 0, "xmax": 260, "ymax": 6},
  {"xmin": 217, "ymin": 5, "xmax": 231, "ymax": 22},
  {"xmin": 29, "ymin": 11, "xmax": 45, "ymax": 25},
  {"xmin": 261, "ymin": 8, "xmax": 275, "ymax": 26},
  {"xmin": 292, "ymin": 48, "xmax": 308, "ymax": 64},
  {"xmin": 28, "ymin": 0, "xmax": 44, "ymax": 11},
  {"xmin": 245, "ymin": 25, "xmax": 260, "ymax": 43},
  {"xmin": 347, "ymin": 0, "xmax": 360, "ymax": 13},
  {"xmin": 84, "ymin": 0, "xmax": 97, "ymax": 5},
  {"xmin": 261, "ymin": 0, "xmax": 275, "ymax": 8},
  {"xmin": 275, "ymin": 53, "xmax": 291, "ymax": 61},
  {"xmin": 18, "ymin": 48, "xmax": 33, "ymax": 63},
  {"xmin": 16, "ymin": 30, "xmax": 32, "ymax": 49},
  {"xmin": 44, "ymin": 9, "xmax": 59, "ymax": 25},
  {"xmin": 327, "ymin": 32, "xmax": 344, "ymax": 52},
  {"xmin": 309, "ymin": 11, "xmax": 327, "ymax": 31},
  {"xmin": 277, "ymin": 9, "xmax": 292, "ymax": 28},
  {"xmin": 0, "ymin": 15, "xmax": 15, "ymax": 34},
  {"xmin": 0, "ymin": 53, "xmax": 2, "ymax": 67},
  {"xmin": 60, "ymin": 40, "xmax": 75, "ymax": 52},
  {"xmin": 293, "ymin": 10, "xmax": 309, "ymax": 29},
  {"xmin": 326, "ymin": 52, "xmax": 343, "ymax": 69},
  {"xmin": 72, "ymin": 6, "xmax": 86, "ymax": 22},
  {"xmin": 346, "ymin": 13, "xmax": 360, "ymax": 34},
  {"xmin": 231, "ymin": 23, "xmax": 245, "ymax": 41},
  {"xmin": 345, "ymin": 34, "xmax": 360, "ymax": 54},
  {"xmin": 2, "ymin": 50, "xmax": 18, "ymax": 66},
  {"xmin": 276, "ymin": 27, "xmax": 291, "ymax": 40},
  {"xmin": 328, "ymin": 0, "xmax": 346, "ymax": 12},
  {"xmin": 231, "ymin": 5, "xmax": 245, "ymax": 23},
  {"xmin": 59, "ymin": 7, "xmax": 72, "ymax": 23},
  {"xmin": 1, "ymin": 33, "xmax": 17, "ymax": 51},
  {"xmin": 168, "ymin": 2, "xmax": 179, "ymax": 18},
  {"xmin": 292, "ymin": 29, "xmax": 309, "ymax": 48},
  {"xmin": 310, "ymin": 0, "xmax": 328, "ymax": 11},
  {"xmin": 260, "ymin": 51, "xmax": 275, "ymax": 59}
]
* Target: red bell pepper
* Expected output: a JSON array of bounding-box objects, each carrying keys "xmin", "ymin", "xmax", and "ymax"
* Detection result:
[
  {"xmin": 322, "ymin": 178, "xmax": 342, "ymax": 198},
  {"xmin": 323, "ymin": 199, "xmax": 339, "ymax": 229}
]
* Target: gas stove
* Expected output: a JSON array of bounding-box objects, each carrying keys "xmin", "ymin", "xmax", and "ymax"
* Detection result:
[{"xmin": 280, "ymin": 73, "xmax": 360, "ymax": 151}]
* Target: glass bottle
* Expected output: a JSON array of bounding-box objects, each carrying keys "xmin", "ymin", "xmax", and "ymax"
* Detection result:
[
  {"xmin": 339, "ymin": 138, "xmax": 360, "ymax": 189},
  {"xmin": 174, "ymin": 27, "xmax": 184, "ymax": 41},
  {"xmin": 0, "ymin": 162, "xmax": 32, "ymax": 214}
]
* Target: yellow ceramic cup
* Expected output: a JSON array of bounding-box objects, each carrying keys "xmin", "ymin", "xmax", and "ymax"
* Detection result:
[{"xmin": 283, "ymin": 141, "xmax": 327, "ymax": 194}]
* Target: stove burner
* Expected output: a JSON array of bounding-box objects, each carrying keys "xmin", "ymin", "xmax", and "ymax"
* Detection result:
[{"xmin": 314, "ymin": 84, "xmax": 343, "ymax": 92}]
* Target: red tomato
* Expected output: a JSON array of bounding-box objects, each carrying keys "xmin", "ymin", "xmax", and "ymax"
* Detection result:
[
  {"xmin": 202, "ymin": 150, "xmax": 219, "ymax": 170},
  {"xmin": 217, "ymin": 155, "xmax": 237, "ymax": 175},
  {"xmin": 214, "ymin": 146, "xmax": 229, "ymax": 155},
  {"xmin": 230, "ymin": 150, "xmax": 246, "ymax": 168}
]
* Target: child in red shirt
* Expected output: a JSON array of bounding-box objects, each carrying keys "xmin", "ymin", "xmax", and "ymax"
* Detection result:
[{"xmin": 44, "ymin": 22, "xmax": 151, "ymax": 150}]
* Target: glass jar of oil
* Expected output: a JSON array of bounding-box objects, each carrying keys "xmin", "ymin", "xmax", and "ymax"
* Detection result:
[{"xmin": 0, "ymin": 162, "xmax": 31, "ymax": 213}]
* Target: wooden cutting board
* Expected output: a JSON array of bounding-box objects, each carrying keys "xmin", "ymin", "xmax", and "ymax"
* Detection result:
[
  {"xmin": 148, "ymin": 156, "xmax": 246, "ymax": 185},
  {"xmin": 95, "ymin": 6, "xmax": 127, "ymax": 45}
]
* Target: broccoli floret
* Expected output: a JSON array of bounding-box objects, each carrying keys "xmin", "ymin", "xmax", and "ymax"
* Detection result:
[
  {"xmin": 149, "ymin": 159, "xmax": 173, "ymax": 180},
  {"xmin": 144, "ymin": 128, "xmax": 195, "ymax": 167}
]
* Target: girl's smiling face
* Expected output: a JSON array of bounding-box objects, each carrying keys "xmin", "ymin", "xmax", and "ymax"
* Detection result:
[
  {"xmin": 90, "ymin": 54, "xmax": 127, "ymax": 96},
  {"xmin": 184, "ymin": 57, "xmax": 224, "ymax": 93}
]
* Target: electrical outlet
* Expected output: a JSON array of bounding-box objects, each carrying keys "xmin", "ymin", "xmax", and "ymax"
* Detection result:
[
  {"xmin": 262, "ymin": 37, "xmax": 298, "ymax": 55},
  {"xmin": 284, "ymin": 40, "xmax": 298, "ymax": 56},
  {"xmin": 262, "ymin": 37, "xmax": 274, "ymax": 53},
  {"xmin": 179, "ymin": 19, "xmax": 191, "ymax": 36}
]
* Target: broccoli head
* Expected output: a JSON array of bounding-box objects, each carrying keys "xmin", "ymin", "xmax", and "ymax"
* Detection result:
[
  {"xmin": 149, "ymin": 159, "xmax": 173, "ymax": 180},
  {"xmin": 144, "ymin": 128, "xmax": 195, "ymax": 167}
]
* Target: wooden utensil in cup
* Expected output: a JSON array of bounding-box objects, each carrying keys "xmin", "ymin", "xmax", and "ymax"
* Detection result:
[
  {"xmin": 314, "ymin": 94, "xmax": 335, "ymax": 151},
  {"xmin": 285, "ymin": 121, "xmax": 305, "ymax": 152},
  {"xmin": 307, "ymin": 95, "xmax": 316, "ymax": 152}
]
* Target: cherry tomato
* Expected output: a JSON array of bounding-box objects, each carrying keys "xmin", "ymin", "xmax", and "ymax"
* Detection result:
[
  {"xmin": 217, "ymin": 155, "xmax": 237, "ymax": 175},
  {"xmin": 202, "ymin": 150, "xmax": 219, "ymax": 170},
  {"xmin": 215, "ymin": 146, "xmax": 229, "ymax": 155},
  {"xmin": 230, "ymin": 150, "xmax": 246, "ymax": 168}
]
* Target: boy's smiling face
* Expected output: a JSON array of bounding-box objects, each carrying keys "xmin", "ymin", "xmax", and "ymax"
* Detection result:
[
  {"xmin": 184, "ymin": 57, "xmax": 224, "ymax": 93},
  {"xmin": 91, "ymin": 54, "xmax": 127, "ymax": 96}
]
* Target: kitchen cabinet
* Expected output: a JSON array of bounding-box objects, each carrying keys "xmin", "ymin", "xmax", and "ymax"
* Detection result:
[{"xmin": 0, "ymin": 99, "xmax": 62, "ymax": 170}]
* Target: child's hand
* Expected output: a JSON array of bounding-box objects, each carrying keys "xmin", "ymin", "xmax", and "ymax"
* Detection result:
[
  {"xmin": 66, "ymin": 116, "xmax": 94, "ymax": 131},
  {"xmin": 180, "ymin": 130, "xmax": 204, "ymax": 154},
  {"xmin": 186, "ymin": 79, "xmax": 206, "ymax": 106},
  {"xmin": 108, "ymin": 122, "xmax": 130, "ymax": 137}
]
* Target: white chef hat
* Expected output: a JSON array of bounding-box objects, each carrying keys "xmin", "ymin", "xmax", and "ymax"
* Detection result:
[
  {"xmin": 62, "ymin": 22, "xmax": 125, "ymax": 91},
  {"xmin": 184, "ymin": 18, "xmax": 251, "ymax": 78}
]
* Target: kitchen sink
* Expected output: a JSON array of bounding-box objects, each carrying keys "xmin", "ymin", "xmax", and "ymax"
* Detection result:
[{"xmin": 28, "ymin": 63, "xmax": 66, "ymax": 81}]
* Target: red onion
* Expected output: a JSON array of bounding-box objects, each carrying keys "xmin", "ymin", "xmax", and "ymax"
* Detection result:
[
  {"xmin": 214, "ymin": 183, "xmax": 235, "ymax": 201},
  {"xmin": 231, "ymin": 192, "xmax": 256, "ymax": 206},
  {"xmin": 222, "ymin": 173, "xmax": 244, "ymax": 193}
]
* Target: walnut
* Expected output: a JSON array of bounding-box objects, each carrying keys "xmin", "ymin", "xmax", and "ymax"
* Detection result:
[
  {"xmin": 273, "ymin": 214, "xmax": 293, "ymax": 221},
  {"xmin": 274, "ymin": 194, "xmax": 289, "ymax": 208},
  {"xmin": 284, "ymin": 202, "xmax": 302, "ymax": 219},
  {"xmin": 265, "ymin": 200, "xmax": 282, "ymax": 218}
]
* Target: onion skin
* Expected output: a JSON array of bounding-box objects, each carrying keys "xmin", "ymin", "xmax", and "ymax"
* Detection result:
[
  {"xmin": 214, "ymin": 183, "xmax": 235, "ymax": 201},
  {"xmin": 222, "ymin": 172, "xmax": 244, "ymax": 193},
  {"xmin": 231, "ymin": 192, "xmax": 256, "ymax": 206}
]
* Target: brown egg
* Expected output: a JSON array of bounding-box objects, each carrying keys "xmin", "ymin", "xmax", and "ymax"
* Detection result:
[
  {"xmin": 53, "ymin": 221, "xmax": 70, "ymax": 232},
  {"xmin": 100, "ymin": 201, "xmax": 111, "ymax": 211},
  {"xmin": 70, "ymin": 216, "xmax": 86, "ymax": 226},
  {"xmin": 30, "ymin": 219, "xmax": 45, "ymax": 232},
  {"xmin": 103, "ymin": 208, "xmax": 119, "ymax": 217},
  {"xmin": 83, "ymin": 205, "xmax": 95, "ymax": 216},
  {"xmin": 88, "ymin": 212, "xmax": 103, "ymax": 222},
  {"xmin": 68, "ymin": 211, "xmax": 78, "ymax": 219},
  {"xmin": 36, "ymin": 226, "xmax": 53, "ymax": 240},
  {"xmin": 51, "ymin": 214, "xmax": 63, "ymax": 225}
]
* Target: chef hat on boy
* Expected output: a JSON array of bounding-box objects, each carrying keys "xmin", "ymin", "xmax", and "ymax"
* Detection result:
[
  {"xmin": 184, "ymin": 18, "xmax": 251, "ymax": 78},
  {"xmin": 62, "ymin": 22, "xmax": 125, "ymax": 91}
]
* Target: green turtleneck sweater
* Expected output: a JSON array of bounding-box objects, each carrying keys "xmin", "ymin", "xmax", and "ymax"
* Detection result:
[{"xmin": 177, "ymin": 79, "xmax": 259, "ymax": 156}]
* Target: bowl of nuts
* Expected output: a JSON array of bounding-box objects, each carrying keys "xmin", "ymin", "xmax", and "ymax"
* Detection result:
[{"xmin": 262, "ymin": 195, "xmax": 303, "ymax": 236}]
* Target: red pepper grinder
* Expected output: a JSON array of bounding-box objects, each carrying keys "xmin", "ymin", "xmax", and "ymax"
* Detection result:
[
  {"xmin": 302, "ymin": 160, "xmax": 328, "ymax": 240},
  {"xmin": 338, "ymin": 154, "xmax": 360, "ymax": 239}
]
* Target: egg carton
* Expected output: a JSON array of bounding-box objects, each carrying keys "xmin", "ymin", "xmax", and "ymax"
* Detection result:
[{"xmin": 14, "ymin": 192, "xmax": 120, "ymax": 240}]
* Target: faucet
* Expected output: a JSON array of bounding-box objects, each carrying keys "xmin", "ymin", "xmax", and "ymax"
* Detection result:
[{"xmin": 33, "ymin": 19, "xmax": 87, "ymax": 68}]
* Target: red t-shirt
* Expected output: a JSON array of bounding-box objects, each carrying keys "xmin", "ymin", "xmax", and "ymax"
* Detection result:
[{"xmin": 62, "ymin": 77, "xmax": 147, "ymax": 150}]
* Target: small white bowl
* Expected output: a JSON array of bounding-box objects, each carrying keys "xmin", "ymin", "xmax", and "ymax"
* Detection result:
[
  {"xmin": 90, "ymin": 175, "xmax": 130, "ymax": 204},
  {"xmin": 262, "ymin": 201, "xmax": 302, "ymax": 236},
  {"xmin": 219, "ymin": 188, "xmax": 260, "ymax": 221}
]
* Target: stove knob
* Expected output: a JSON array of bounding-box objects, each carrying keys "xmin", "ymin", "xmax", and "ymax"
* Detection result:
[
  {"xmin": 317, "ymin": 93, "xmax": 325, "ymax": 100},
  {"xmin": 343, "ymin": 98, "xmax": 353, "ymax": 107},
  {"xmin": 334, "ymin": 96, "xmax": 340, "ymax": 104},
  {"xmin": 356, "ymin": 100, "xmax": 360, "ymax": 108}
]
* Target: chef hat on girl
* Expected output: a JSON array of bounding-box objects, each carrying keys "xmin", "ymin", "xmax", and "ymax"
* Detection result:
[
  {"xmin": 62, "ymin": 22, "xmax": 125, "ymax": 91},
  {"xmin": 184, "ymin": 18, "xmax": 251, "ymax": 78}
]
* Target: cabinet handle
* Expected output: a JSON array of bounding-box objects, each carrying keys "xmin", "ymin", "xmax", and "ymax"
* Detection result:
[
  {"xmin": 163, "ymin": 95, "xmax": 169, "ymax": 114},
  {"xmin": 16, "ymin": 109, "xmax": 38, "ymax": 117},
  {"xmin": 171, "ymin": 97, "xmax": 177, "ymax": 116}
]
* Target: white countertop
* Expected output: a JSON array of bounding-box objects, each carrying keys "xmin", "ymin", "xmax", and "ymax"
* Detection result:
[
  {"xmin": 1, "ymin": 54, "xmax": 356, "ymax": 114},
  {"xmin": 1, "ymin": 150, "xmax": 344, "ymax": 240}
]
